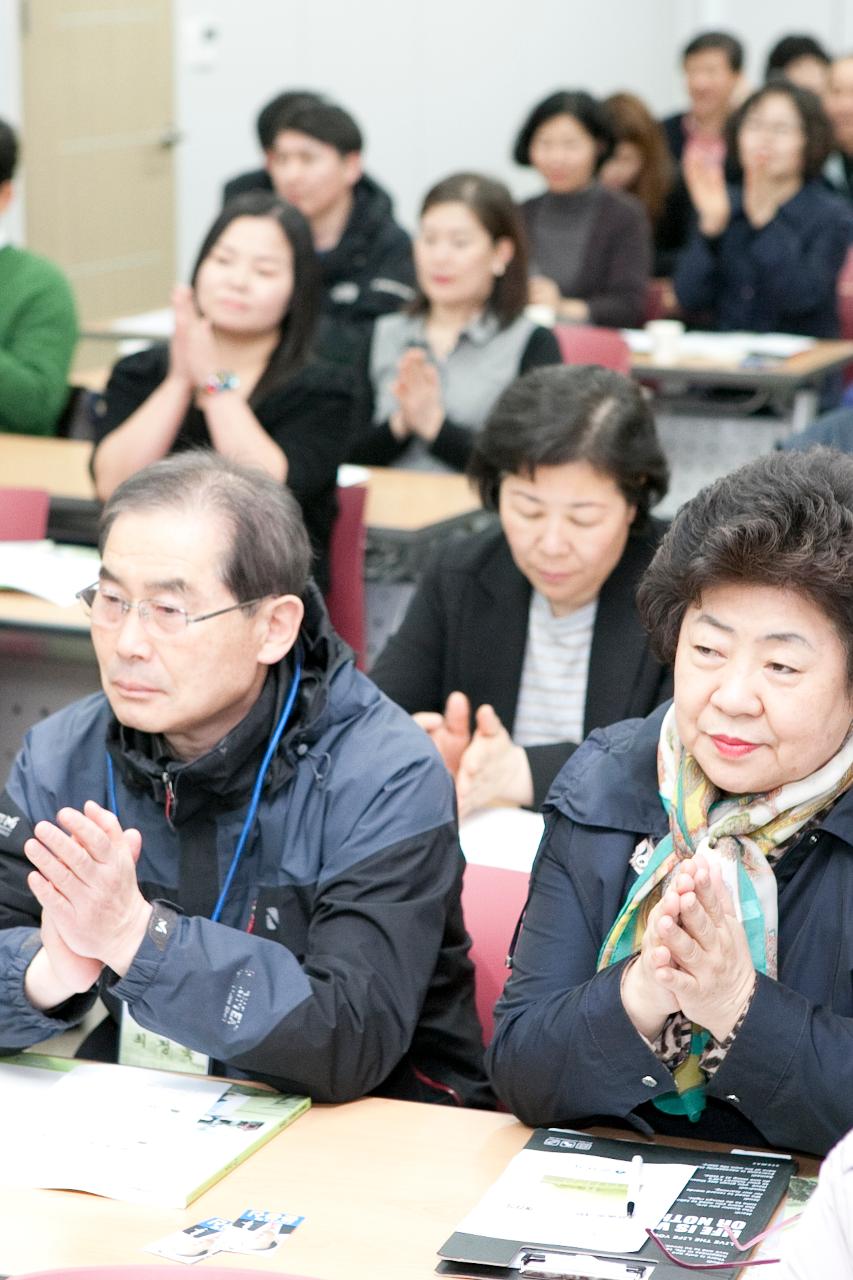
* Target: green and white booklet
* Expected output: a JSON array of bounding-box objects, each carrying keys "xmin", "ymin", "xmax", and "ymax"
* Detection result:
[{"xmin": 0, "ymin": 1054, "xmax": 309, "ymax": 1208}]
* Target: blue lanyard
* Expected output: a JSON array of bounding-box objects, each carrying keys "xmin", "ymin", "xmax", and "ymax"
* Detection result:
[{"xmin": 105, "ymin": 658, "xmax": 303, "ymax": 925}]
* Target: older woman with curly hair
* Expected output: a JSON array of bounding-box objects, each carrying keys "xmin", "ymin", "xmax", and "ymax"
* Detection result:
[{"xmin": 488, "ymin": 448, "xmax": 853, "ymax": 1157}]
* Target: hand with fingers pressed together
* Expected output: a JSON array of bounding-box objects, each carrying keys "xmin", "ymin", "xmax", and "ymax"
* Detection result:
[
  {"xmin": 389, "ymin": 347, "xmax": 445, "ymax": 442},
  {"xmin": 24, "ymin": 800, "xmax": 150, "ymax": 1012},
  {"xmin": 412, "ymin": 690, "xmax": 472, "ymax": 778},
  {"xmin": 622, "ymin": 850, "xmax": 756, "ymax": 1043},
  {"xmin": 455, "ymin": 704, "xmax": 534, "ymax": 821},
  {"xmin": 413, "ymin": 695, "xmax": 534, "ymax": 819}
]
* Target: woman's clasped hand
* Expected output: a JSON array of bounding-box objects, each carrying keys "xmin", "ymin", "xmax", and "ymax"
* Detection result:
[{"xmin": 621, "ymin": 851, "xmax": 756, "ymax": 1044}]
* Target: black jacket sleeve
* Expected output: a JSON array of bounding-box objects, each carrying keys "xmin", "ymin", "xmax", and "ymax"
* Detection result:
[
  {"xmin": 259, "ymin": 363, "xmax": 356, "ymax": 504},
  {"xmin": 585, "ymin": 199, "xmax": 652, "ymax": 329},
  {"xmin": 109, "ymin": 816, "xmax": 472, "ymax": 1103},
  {"xmin": 91, "ymin": 345, "xmax": 170, "ymax": 445},
  {"xmin": 370, "ymin": 557, "xmax": 450, "ymax": 712},
  {"xmin": 520, "ymin": 325, "xmax": 562, "ymax": 371}
]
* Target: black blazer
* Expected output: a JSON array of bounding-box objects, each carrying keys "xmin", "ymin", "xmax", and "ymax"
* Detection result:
[{"xmin": 370, "ymin": 522, "xmax": 672, "ymax": 807}]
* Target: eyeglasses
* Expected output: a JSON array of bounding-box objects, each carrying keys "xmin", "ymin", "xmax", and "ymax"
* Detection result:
[{"xmin": 76, "ymin": 583, "xmax": 268, "ymax": 639}]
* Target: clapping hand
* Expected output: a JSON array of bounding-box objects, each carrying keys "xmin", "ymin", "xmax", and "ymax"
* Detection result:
[
  {"xmin": 390, "ymin": 348, "xmax": 445, "ymax": 441},
  {"xmin": 528, "ymin": 275, "xmax": 562, "ymax": 309},
  {"xmin": 651, "ymin": 852, "xmax": 756, "ymax": 1041},
  {"xmin": 171, "ymin": 284, "xmax": 221, "ymax": 391},
  {"xmin": 683, "ymin": 152, "xmax": 731, "ymax": 237},
  {"xmin": 413, "ymin": 691, "xmax": 472, "ymax": 778},
  {"xmin": 742, "ymin": 157, "xmax": 784, "ymax": 229},
  {"xmin": 25, "ymin": 800, "xmax": 150, "ymax": 979},
  {"xmin": 455, "ymin": 704, "xmax": 534, "ymax": 820}
]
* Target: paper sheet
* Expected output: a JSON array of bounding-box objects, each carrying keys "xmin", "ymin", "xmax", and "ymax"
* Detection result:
[
  {"xmin": 0, "ymin": 540, "xmax": 99, "ymax": 606},
  {"xmin": 459, "ymin": 807, "xmax": 544, "ymax": 871},
  {"xmin": 456, "ymin": 1147, "xmax": 695, "ymax": 1255},
  {"xmin": 622, "ymin": 329, "xmax": 815, "ymax": 361}
]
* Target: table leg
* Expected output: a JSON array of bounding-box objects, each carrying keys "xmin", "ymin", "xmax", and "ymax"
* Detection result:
[{"xmin": 790, "ymin": 388, "xmax": 819, "ymax": 433}]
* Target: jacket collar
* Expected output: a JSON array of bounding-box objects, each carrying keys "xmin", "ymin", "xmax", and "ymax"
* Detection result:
[
  {"xmin": 546, "ymin": 701, "xmax": 671, "ymax": 836},
  {"xmin": 321, "ymin": 174, "xmax": 395, "ymax": 273},
  {"xmin": 107, "ymin": 583, "xmax": 349, "ymax": 822}
]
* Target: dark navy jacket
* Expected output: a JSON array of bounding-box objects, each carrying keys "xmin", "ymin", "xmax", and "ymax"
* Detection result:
[
  {"xmin": 673, "ymin": 180, "xmax": 853, "ymax": 337},
  {"xmin": 0, "ymin": 591, "xmax": 489, "ymax": 1107},
  {"xmin": 487, "ymin": 703, "xmax": 853, "ymax": 1156}
]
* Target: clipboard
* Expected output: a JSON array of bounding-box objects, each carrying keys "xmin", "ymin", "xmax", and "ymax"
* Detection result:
[{"xmin": 436, "ymin": 1129, "xmax": 795, "ymax": 1280}]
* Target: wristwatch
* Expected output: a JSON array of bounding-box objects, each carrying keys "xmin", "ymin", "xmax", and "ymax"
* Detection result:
[{"xmin": 197, "ymin": 371, "xmax": 240, "ymax": 395}]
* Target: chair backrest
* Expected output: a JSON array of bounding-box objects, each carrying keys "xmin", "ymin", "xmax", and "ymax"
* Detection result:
[
  {"xmin": 644, "ymin": 278, "xmax": 670, "ymax": 323},
  {"xmin": 12, "ymin": 1269, "xmax": 319, "ymax": 1280},
  {"xmin": 325, "ymin": 482, "xmax": 367, "ymax": 669},
  {"xmin": 838, "ymin": 244, "xmax": 853, "ymax": 340},
  {"xmin": 0, "ymin": 487, "xmax": 51, "ymax": 541},
  {"xmin": 461, "ymin": 861, "xmax": 530, "ymax": 1044},
  {"xmin": 554, "ymin": 324, "xmax": 632, "ymax": 375}
]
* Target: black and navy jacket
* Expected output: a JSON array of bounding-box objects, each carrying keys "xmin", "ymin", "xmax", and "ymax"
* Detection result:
[
  {"xmin": 0, "ymin": 589, "xmax": 490, "ymax": 1107},
  {"xmin": 487, "ymin": 703, "xmax": 853, "ymax": 1156}
]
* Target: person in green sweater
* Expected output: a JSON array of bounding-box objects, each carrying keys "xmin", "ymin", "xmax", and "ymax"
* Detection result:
[{"xmin": 0, "ymin": 117, "xmax": 77, "ymax": 435}]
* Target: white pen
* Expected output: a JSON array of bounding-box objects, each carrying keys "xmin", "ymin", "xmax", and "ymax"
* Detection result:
[{"xmin": 626, "ymin": 1154, "xmax": 643, "ymax": 1218}]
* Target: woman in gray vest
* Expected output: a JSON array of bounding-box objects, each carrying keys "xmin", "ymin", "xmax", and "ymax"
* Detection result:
[{"xmin": 348, "ymin": 172, "xmax": 560, "ymax": 472}]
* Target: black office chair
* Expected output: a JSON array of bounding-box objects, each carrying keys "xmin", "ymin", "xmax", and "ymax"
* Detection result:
[{"xmin": 54, "ymin": 384, "xmax": 98, "ymax": 440}]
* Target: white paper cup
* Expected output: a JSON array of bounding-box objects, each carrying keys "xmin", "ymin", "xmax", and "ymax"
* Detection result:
[
  {"xmin": 525, "ymin": 303, "xmax": 557, "ymax": 328},
  {"xmin": 645, "ymin": 319, "xmax": 685, "ymax": 364}
]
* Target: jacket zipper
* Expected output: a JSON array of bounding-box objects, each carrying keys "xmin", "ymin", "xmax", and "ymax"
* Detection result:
[{"xmin": 163, "ymin": 771, "xmax": 176, "ymax": 825}]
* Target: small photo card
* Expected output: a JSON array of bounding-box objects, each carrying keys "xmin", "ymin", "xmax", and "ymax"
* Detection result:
[
  {"xmin": 223, "ymin": 1206, "xmax": 305, "ymax": 1254},
  {"xmin": 145, "ymin": 1216, "xmax": 230, "ymax": 1265}
]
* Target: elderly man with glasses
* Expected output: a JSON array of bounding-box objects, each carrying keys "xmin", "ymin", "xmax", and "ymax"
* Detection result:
[{"xmin": 0, "ymin": 452, "xmax": 489, "ymax": 1107}]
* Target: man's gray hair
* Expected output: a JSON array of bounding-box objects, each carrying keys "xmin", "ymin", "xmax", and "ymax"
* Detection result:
[{"xmin": 99, "ymin": 451, "xmax": 312, "ymax": 601}]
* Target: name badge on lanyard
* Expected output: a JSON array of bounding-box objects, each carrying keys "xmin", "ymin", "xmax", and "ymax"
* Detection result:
[{"xmin": 118, "ymin": 1004, "xmax": 211, "ymax": 1076}]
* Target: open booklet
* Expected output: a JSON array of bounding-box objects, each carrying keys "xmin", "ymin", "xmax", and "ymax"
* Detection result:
[
  {"xmin": 0, "ymin": 540, "xmax": 99, "ymax": 607},
  {"xmin": 0, "ymin": 1054, "xmax": 309, "ymax": 1208},
  {"xmin": 438, "ymin": 1128, "xmax": 794, "ymax": 1280}
]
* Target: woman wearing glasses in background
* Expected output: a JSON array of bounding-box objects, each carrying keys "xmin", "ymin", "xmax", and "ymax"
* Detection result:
[
  {"xmin": 91, "ymin": 192, "xmax": 355, "ymax": 589},
  {"xmin": 674, "ymin": 81, "xmax": 853, "ymax": 337}
]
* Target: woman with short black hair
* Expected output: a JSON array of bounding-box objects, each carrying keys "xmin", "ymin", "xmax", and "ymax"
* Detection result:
[
  {"xmin": 371, "ymin": 364, "xmax": 671, "ymax": 813},
  {"xmin": 513, "ymin": 90, "xmax": 652, "ymax": 328},
  {"xmin": 488, "ymin": 447, "xmax": 853, "ymax": 1158}
]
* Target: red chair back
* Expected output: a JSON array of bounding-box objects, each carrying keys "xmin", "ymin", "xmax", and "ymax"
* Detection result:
[
  {"xmin": 838, "ymin": 246, "xmax": 853, "ymax": 339},
  {"xmin": 0, "ymin": 487, "xmax": 50, "ymax": 540},
  {"xmin": 461, "ymin": 862, "xmax": 530, "ymax": 1044},
  {"xmin": 554, "ymin": 324, "xmax": 632, "ymax": 374},
  {"xmin": 836, "ymin": 246, "xmax": 853, "ymax": 387},
  {"xmin": 325, "ymin": 482, "xmax": 367, "ymax": 668}
]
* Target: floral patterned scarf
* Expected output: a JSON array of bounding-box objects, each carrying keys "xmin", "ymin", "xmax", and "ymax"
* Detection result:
[{"xmin": 597, "ymin": 704, "xmax": 853, "ymax": 1120}]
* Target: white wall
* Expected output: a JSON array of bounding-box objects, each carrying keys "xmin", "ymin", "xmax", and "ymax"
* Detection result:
[
  {"xmin": 172, "ymin": 0, "xmax": 693, "ymax": 275},
  {"xmin": 0, "ymin": 0, "xmax": 25, "ymax": 242},
  {"xmin": 692, "ymin": 0, "xmax": 853, "ymax": 84}
]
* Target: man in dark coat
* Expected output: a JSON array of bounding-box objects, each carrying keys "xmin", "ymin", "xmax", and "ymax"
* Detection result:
[
  {"xmin": 224, "ymin": 95, "xmax": 414, "ymax": 362},
  {"xmin": 0, "ymin": 452, "xmax": 489, "ymax": 1107}
]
